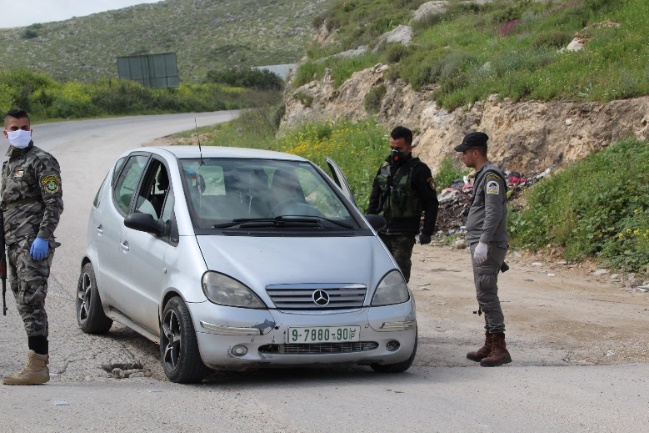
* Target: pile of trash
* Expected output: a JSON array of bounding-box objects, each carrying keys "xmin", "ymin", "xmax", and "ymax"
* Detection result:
[{"xmin": 432, "ymin": 167, "xmax": 553, "ymax": 237}]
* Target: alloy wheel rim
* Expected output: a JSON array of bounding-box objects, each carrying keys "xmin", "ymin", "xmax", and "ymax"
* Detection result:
[{"xmin": 162, "ymin": 309, "xmax": 182, "ymax": 371}]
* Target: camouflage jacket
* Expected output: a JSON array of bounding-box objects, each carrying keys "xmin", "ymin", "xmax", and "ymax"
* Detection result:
[{"xmin": 1, "ymin": 143, "xmax": 64, "ymax": 245}]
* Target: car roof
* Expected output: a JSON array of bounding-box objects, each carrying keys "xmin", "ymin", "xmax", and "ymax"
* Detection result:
[{"xmin": 137, "ymin": 145, "xmax": 308, "ymax": 162}]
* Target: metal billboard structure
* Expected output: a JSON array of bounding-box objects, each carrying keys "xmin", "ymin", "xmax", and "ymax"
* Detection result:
[{"xmin": 116, "ymin": 52, "xmax": 180, "ymax": 88}]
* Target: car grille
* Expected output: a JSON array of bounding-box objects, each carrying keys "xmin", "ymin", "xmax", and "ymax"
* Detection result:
[
  {"xmin": 266, "ymin": 284, "xmax": 367, "ymax": 310},
  {"xmin": 258, "ymin": 342, "xmax": 379, "ymax": 354}
]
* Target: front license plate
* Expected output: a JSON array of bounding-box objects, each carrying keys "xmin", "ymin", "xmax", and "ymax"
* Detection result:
[{"xmin": 288, "ymin": 326, "xmax": 361, "ymax": 343}]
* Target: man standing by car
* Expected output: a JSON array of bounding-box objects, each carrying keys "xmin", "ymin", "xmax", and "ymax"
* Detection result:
[
  {"xmin": 455, "ymin": 131, "xmax": 511, "ymax": 367},
  {"xmin": 1, "ymin": 108, "xmax": 63, "ymax": 385},
  {"xmin": 366, "ymin": 126, "xmax": 438, "ymax": 283}
]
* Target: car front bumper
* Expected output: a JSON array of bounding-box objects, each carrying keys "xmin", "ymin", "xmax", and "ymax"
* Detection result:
[{"xmin": 189, "ymin": 300, "xmax": 417, "ymax": 370}]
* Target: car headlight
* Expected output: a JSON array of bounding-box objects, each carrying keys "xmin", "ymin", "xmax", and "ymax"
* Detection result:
[
  {"xmin": 202, "ymin": 272, "xmax": 266, "ymax": 309},
  {"xmin": 371, "ymin": 270, "xmax": 410, "ymax": 306}
]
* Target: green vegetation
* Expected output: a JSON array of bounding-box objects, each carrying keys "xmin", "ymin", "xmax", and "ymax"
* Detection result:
[
  {"xmin": 509, "ymin": 139, "xmax": 649, "ymax": 273},
  {"xmin": 434, "ymin": 157, "xmax": 470, "ymax": 192},
  {"xmin": 0, "ymin": 70, "xmax": 282, "ymax": 120},
  {"xmin": 303, "ymin": 0, "xmax": 649, "ymax": 110},
  {"xmin": 363, "ymin": 84, "xmax": 387, "ymax": 114},
  {"xmin": 0, "ymin": 0, "xmax": 329, "ymax": 83},
  {"xmin": 205, "ymin": 68, "xmax": 285, "ymax": 91},
  {"xmin": 293, "ymin": 53, "xmax": 381, "ymax": 88}
]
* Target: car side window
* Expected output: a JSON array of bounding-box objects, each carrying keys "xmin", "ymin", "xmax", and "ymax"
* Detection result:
[
  {"xmin": 135, "ymin": 161, "xmax": 170, "ymax": 219},
  {"xmin": 113, "ymin": 155, "xmax": 149, "ymax": 215}
]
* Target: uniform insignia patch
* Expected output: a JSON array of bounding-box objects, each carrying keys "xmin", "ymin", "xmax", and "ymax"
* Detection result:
[
  {"xmin": 41, "ymin": 175, "xmax": 60, "ymax": 194},
  {"xmin": 427, "ymin": 176, "xmax": 436, "ymax": 190},
  {"xmin": 486, "ymin": 180, "xmax": 499, "ymax": 195},
  {"xmin": 14, "ymin": 168, "xmax": 24, "ymax": 178}
]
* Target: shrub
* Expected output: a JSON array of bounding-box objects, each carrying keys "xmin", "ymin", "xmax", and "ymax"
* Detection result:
[
  {"xmin": 434, "ymin": 157, "xmax": 470, "ymax": 192},
  {"xmin": 364, "ymin": 84, "xmax": 386, "ymax": 114},
  {"xmin": 382, "ymin": 43, "xmax": 412, "ymax": 64},
  {"xmin": 205, "ymin": 68, "xmax": 284, "ymax": 91},
  {"xmin": 531, "ymin": 30, "xmax": 575, "ymax": 49},
  {"xmin": 295, "ymin": 90, "xmax": 314, "ymax": 108},
  {"xmin": 293, "ymin": 61, "xmax": 324, "ymax": 88},
  {"xmin": 509, "ymin": 139, "xmax": 649, "ymax": 273}
]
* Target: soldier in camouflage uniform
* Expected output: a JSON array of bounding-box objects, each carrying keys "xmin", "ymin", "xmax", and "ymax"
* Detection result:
[
  {"xmin": 455, "ymin": 132, "xmax": 512, "ymax": 367},
  {"xmin": 1, "ymin": 108, "xmax": 63, "ymax": 385},
  {"xmin": 366, "ymin": 126, "xmax": 439, "ymax": 283}
]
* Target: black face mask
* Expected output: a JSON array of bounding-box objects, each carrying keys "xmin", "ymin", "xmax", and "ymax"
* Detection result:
[{"xmin": 389, "ymin": 149, "xmax": 407, "ymax": 164}]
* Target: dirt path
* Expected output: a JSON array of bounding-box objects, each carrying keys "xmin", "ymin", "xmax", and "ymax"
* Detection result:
[{"xmin": 409, "ymin": 244, "xmax": 649, "ymax": 368}]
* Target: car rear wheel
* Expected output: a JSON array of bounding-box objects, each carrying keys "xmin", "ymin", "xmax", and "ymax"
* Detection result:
[
  {"xmin": 76, "ymin": 263, "xmax": 113, "ymax": 334},
  {"xmin": 370, "ymin": 331, "xmax": 418, "ymax": 373},
  {"xmin": 160, "ymin": 296, "xmax": 208, "ymax": 383}
]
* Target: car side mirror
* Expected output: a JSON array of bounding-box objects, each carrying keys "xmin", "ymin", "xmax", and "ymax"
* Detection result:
[
  {"xmin": 365, "ymin": 214, "xmax": 387, "ymax": 232},
  {"xmin": 124, "ymin": 212, "xmax": 162, "ymax": 236}
]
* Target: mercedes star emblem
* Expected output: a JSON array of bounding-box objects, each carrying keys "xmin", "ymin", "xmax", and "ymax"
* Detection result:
[{"xmin": 312, "ymin": 289, "xmax": 330, "ymax": 306}]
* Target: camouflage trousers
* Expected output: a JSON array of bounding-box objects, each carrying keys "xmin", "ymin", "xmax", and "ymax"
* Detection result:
[
  {"xmin": 7, "ymin": 238, "xmax": 54, "ymax": 338},
  {"xmin": 470, "ymin": 242, "xmax": 507, "ymax": 333},
  {"xmin": 379, "ymin": 233, "xmax": 416, "ymax": 283}
]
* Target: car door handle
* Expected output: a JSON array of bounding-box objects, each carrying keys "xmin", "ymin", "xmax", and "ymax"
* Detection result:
[
  {"xmin": 96, "ymin": 224, "xmax": 103, "ymax": 235},
  {"xmin": 121, "ymin": 241, "xmax": 129, "ymax": 252}
]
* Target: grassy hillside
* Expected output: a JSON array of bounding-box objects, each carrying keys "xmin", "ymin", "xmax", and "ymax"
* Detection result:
[
  {"xmin": 301, "ymin": 0, "xmax": 649, "ymax": 110},
  {"xmin": 0, "ymin": 0, "xmax": 330, "ymax": 83}
]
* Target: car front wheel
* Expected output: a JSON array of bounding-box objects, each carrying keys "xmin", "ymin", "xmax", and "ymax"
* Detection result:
[
  {"xmin": 76, "ymin": 262, "xmax": 113, "ymax": 334},
  {"xmin": 160, "ymin": 296, "xmax": 208, "ymax": 384}
]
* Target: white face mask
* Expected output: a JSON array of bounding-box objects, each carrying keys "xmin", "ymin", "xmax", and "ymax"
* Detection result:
[{"xmin": 6, "ymin": 129, "xmax": 32, "ymax": 149}]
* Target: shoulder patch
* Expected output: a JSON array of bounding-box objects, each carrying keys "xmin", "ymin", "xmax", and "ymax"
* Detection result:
[
  {"xmin": 486, "ymin": 173, "xmax": 501, "ymax": 182},
  {"xmin": 427, "ymin": 176, "xmax": 436, "ymax": 190},
  {"xmin": 486, "ymin": 180, "xmax": 499, "ymax": 195},
  {"xmin": 41, "ymin": 175, "xmax": 61, "ymax": 194}
]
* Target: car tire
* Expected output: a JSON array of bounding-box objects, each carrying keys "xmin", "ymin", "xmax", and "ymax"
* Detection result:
[
  {"xmin": 370, "ymin": 331, "xmax": 418, "ymax": 374},
  {"xmin": 160, "ymin": 296, "xmax": 208, "ymax": 384},
  {"xmin": 76, "ymin": 262, "xmax": 113, "ymax": 334}
]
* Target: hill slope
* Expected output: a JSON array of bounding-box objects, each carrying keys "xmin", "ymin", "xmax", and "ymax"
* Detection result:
[{"xmin": 0, "ymin": 0, "xmax": 330, "ymax": 83}]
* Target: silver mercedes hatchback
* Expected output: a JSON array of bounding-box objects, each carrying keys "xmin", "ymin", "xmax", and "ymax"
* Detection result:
[{"xmin": 77, "ymin": 146, "xmax": 417, "ymax": 383}]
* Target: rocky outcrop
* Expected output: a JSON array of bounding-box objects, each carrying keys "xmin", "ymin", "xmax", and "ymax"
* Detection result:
[{"xmin": 281, "ymin": 64, "xmax": 649, "ymax": 176}]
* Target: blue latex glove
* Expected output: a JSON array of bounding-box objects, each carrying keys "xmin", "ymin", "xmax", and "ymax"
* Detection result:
[{"xmin": 30, "ymin": 237, "xmax": 49, "ymax": 261}]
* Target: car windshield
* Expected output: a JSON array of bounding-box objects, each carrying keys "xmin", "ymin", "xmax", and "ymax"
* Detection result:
[{"xmin": 179, "ymin": 158, "xmax": 357, "ymax": 230}]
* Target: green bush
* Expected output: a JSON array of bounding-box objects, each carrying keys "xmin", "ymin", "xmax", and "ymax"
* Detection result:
[
  {"xmin": 509, "ymin": 139, "xmax": 649, "ymax": 273},
  {"xmin": 434, "ymin": 157, "xmax": 470, "ymax": 192},
  {"xmin": 364, "ymin": 84, "xmax": 386, "ymax": 114},
  {"xmin": 293, "ymin": 61, "xmax": 324, "ymax": 88},
  {"xmin": 381, "ymin": 43, "xmax": 412, "ymax": 64},
  {"xmin": 531, "ymin": 30, "xmax": 575, "ymax": 49},
  {"xmin": 205, "ymin": 68, "xmax": 284, "ymax": 91}
]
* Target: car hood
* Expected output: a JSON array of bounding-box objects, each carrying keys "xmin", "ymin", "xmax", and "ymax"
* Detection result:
[{"xmin": 196, "ymin": 234, "xmax": 395, "ymax": 291}]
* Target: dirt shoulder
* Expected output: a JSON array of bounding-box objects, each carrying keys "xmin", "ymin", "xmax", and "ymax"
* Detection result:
[{"xmin": 409, "ymin": 244, "xmax": 649, "ymax": 368}]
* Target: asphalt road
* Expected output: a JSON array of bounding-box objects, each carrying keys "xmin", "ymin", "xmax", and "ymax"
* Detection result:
[{"xmin": 0, "ymin": 112, "xmax": 648, "ymax": 432}]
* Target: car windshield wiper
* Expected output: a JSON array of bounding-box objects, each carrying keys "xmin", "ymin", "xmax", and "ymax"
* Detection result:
[
  {"xmin": 212, "ymin": 215, "xmax": 354, "ymax": 229},
  {"xmin": 289, "ymin": 215, "xmax": 354, "ymax": 229},
  {"xmin": 212, "ymin": 216, "xmax": 321, "ymax": 229}
]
